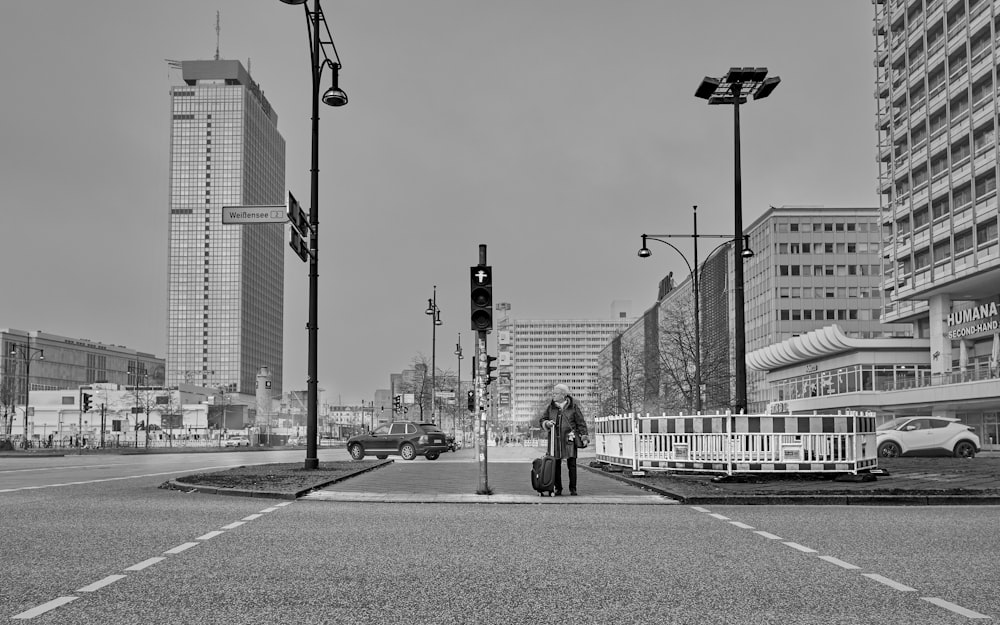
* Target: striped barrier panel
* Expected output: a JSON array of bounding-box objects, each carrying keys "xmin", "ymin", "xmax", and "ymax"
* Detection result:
[{"xmin": 594, "ymin": 413, "xmax": 879, "ymax": 475}]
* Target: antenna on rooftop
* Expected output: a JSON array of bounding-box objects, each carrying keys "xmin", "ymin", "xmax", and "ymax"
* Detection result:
[{"xmin": 214, "ymin": 10, "xmax": 221, "ymax": 60}]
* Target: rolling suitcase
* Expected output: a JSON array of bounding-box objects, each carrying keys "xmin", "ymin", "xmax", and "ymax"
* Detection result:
[{"xmin": 530, "ymin": 425, "xmax": 558, "ymax": 496}]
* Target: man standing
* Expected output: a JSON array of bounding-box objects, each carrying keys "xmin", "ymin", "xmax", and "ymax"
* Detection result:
[{"xmin": 538, "ymin": 383, "xmax": 589, "ymax": 496}]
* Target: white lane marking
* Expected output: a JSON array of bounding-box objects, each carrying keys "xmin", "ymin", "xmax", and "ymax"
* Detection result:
[
  {"xmin": 242, "ymin": 513, "xmax": 263, "ymax": 521},
  {"xmin": 221, "ymin": 522, "xmax": 246, "ymax": 530},
  {"xmin": 708, "ymin": 513, "xmax": 730, "ymax": 520},
  {"xmin": 817, "ymin": 555, "xmax": 860, "ymax": 570},
  {"xmin": 690, "ymin": 506, "xmax": 711, "ymax": 513},
  {"xmin": 0, "ymin": 464, "xmax": 242, "ymax": 493},
  {"xmin": 276, "ymin": 502, "xmax": 293, "ymax": 507},
  {"xmin": 754, "ymin": 531, "xmax": 783, "ymax": 540},
  {"xmin": 125, "ymin": 557, "xmax": 165, "ymax": 571},
  {"xmin": 862, "ymin": 573, "xmax": 916, "ymax": 592},
  {"xmin": 0, "ymin": 463, "xmax": 123, "ymax": 474},
  {"xmin": 11, "ymin": 596, "xmax": 78, "ymax": 619},
  {"xmin": 164, "ymin": 542, "xmax": 199, "ymax": 555},
  {"xmin": 729, "ymin": 521, "xmax": 755, "ymax": 530},
  {"xmin": 196, "ymin": 531, "xmax": 224, "ymax": 540},
  {"xmin": 921, "ymin": 597, "xmax": 991, "ymax": 619},
  {"xmin": 783, "ymin": 542, "xmax": 817, "ymax": 553},
  {"xmin": 259, "ymin": 507, "xmax": 278, "ymax": 513},
  {"xmin": 77, "ymin": 574, "xmax": 127, "ymax": 592}
]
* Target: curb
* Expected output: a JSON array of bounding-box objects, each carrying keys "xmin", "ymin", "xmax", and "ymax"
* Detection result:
[
  {"xmin": 162, "ymin": 459, "xmax": 394, "ymax": 500},
  {"xmin": 581, "ymin": 465, "xmax": 1000, "ymax": 506}
]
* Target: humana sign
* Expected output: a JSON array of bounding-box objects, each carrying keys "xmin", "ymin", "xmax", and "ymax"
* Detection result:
[{"xmin": 947, "ymin": 300, "xmax": 999, "ymax": 339}]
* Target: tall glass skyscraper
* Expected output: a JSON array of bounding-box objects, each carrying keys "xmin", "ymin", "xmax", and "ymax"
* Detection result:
[{"xmin": 166, "ymin": 60, "xmax": 285, "ymax": 395}]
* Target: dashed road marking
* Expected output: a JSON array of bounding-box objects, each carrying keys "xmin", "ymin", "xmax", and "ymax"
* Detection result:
[
  {"xmin": 164, "ymin": 542, "xmax": 199, "ymax": 555},
  {"xmin": 783, "ymin": 542, "xmax": 818, "ymax": 553},
  {"xmin": 862, "ymin": 574, "xmax": 915, "ymax": 591},
  {"xmin": 921, "ymin": 597, "xmax": 990, "ymax": 619},
  {"xmin": 259, "ymin": 507, "xmax": 278, "ymax": 513},
  {"xmin": 690, "ymin": 506, "xmax": 711, "ymax": 513},
  {"xmin": 11, "ymin": 597, "xmax": 78, "ymax": 619},
  {"xmin": 77, "ymin": 575, "xmax": 126, "ymax": 592},
  {"xmin": 754, "ymin": 531, "xmax": 783, "ymax": 540},
  {"xmin": 242, "ymin": 513, "xmax": 263, "ymax": 521},
  {"xmin": 221, "ymin": 521, "xmax": 246, "ymax": 529},
  {"xmin": 196, "ymin": 530, "xmax": 224, "ymax": 540},
  {"xmin": 818, "ymin": 555, "xmax": 860, "ymax": 570},
  {"xmin": 729, "ymin": 521, "xmax": 754, "ymax": 530},
  {"xmin": 708, "ymin": 513, "xmax": 730, "ymax": 520},
  {"xmin": 125, "ymin": 557, "xmax": 165, "ymax": 571}
]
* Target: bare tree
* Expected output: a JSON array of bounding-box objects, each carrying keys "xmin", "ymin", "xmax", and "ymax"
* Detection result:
[
  {"xmin": 658, "ymin": 297, "xmax": 732, "ymax": 413},
  {"xmin": 0, "ymin": 376, "xmax": 15, "ymax": 442},
  {"xmin": 596, "ymin": 332, "xmax": 646, "ymax": 417}
]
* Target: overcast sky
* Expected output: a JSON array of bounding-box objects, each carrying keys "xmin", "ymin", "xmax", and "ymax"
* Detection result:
[{"xmin": 0, "ymin": 1, "xmax": 879, "ymax": 404}]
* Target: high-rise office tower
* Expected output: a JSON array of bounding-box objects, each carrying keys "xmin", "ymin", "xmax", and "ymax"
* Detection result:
[
  {"xmin": 166, "ymin": 60, "xmax": 285, "ymax": 395},
  {"xmin": 874, "ymin": 1, "xmax": 1000, "ymax": 369}
]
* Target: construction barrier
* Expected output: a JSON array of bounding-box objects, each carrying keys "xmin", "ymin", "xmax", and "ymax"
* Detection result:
[{"xmin": 594, "ymin": 413, "xmax": 878, "ymax": 476}]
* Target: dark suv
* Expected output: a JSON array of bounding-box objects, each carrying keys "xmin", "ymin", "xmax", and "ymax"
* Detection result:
[{"xmin": 347, "ymin": 421, "xmax": 449, "ymax": 461}]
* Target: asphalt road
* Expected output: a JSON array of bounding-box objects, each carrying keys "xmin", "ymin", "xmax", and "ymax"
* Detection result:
[{"xmin": 2, "ymin": 449, "xmax": 998, "ymax": 624}]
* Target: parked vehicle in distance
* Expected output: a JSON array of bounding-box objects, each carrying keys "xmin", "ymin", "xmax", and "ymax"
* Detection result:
[
  {"xmin": 876, "ymin": 416, "xmax": 980, "ymax": 458},
  {"xmin": 285, "ymin": 437, "xmax": 302, "ymax": 446},
  {"xmin": 347, "ymin": 421, "xmax": 449, "ymax": 461},
  {"xmin": 223, "ymin": 436, "xmax": 251, "ymax": 447}
]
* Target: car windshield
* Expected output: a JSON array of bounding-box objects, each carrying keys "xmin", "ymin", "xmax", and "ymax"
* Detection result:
[{"xmin": 877, "ymin": 418, "xmax": 911, "ymax": 431}]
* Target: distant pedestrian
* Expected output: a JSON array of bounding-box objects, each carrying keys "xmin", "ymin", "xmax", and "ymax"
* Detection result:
[{"xmin": 538, "ymin": 383, "xmax": 589, "ymax": 496}]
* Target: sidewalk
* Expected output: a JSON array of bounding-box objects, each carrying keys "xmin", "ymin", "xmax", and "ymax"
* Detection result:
[{"xmin": 301, "ymin": 446, "xmax": 1000, "ymax": 505}]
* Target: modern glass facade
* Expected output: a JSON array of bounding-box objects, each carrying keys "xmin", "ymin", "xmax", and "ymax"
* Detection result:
[{"xmin": 166, "ymin": 60, "xmax": 285, "ymax": 395}]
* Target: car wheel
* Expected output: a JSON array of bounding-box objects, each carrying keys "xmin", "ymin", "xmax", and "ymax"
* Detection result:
[
  {"xmin": 376, "ymin": 455, "xmax": 388, "ymax": 460},
  {"xmin": 878, "ymin": 441, "xmax": 901, "ymax": 458},
  {"xmin": 348, "ymin": 443, "xmax": 365, "ymax": 460},
  {"xmin": 400, "ymin": 443, "xmax": 417, "ymax": 460},
  {"xmin": 954, "ymin": 441, "xmax": 977, "ymax": 458},
  {"xmin": 426, "ymin": 452, "xmax": 440, "ymax": 461}
]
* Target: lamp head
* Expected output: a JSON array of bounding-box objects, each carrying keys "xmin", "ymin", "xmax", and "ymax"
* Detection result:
[
  {"xmin": 321, "ymin": 64, "xmax": 348, "ymax": 107},
  {"xmin": 435, "ymin": 310, "xmax": 442, "ymax": 326},
  {"xmin": 740, "ymin": 235, "xmax": 755, "ymax": 259},
  {"xmin": 278, "ymin": 0, "xmax": 308, "ymax": 5},
  {"xmin": 638, "ymin": 247, "xmax": 652, "ymax": 258},
  {"xmin": 425, "ymin": 299, "xmax": 434, "ymax": 315}
]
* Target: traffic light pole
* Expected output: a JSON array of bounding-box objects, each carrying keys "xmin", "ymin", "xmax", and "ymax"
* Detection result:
[{"xmin": 472, "ymin": 244, "xmax": 491, "ymax": 495}]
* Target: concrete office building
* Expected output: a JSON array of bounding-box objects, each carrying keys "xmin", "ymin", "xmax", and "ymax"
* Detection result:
[
  {"xmin": 166, "ymin": 60, "xmax": 286, "ymax": 396},
  {"xmin": 743, "ymin": 206, "xmax": 914, "ymax": 412},
  {"xmin": 509, "ymin": 303, "xmax": 633, "ymax": 430},
  {"xmin": 869, "ymin": 0, "xmax": 1000, "ymax": 439},
  {"xmin": 1, "ymin": 328, "xmax": 165, "ymax": 443}
]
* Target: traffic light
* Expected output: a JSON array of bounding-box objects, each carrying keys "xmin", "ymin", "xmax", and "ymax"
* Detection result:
[
  {"xmin": 484, "ymin": 355, "xmax": 498, "ymax": 386},
  {"xmin": 393, "ymin": 395, "xmax": 401, "ymax": 412},
  {"xmin": 82, "ymin": 392, "xmax": 92, "ymax": 413},
  {"xmin": 469, "ymin": 265, "xmax": 493, "ymax": 332},
  {"xmin": 467, "ymin": 390, "xmax": 475, "ymax": 412}
]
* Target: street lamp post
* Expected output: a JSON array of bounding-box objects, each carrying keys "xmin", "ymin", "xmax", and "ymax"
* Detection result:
[
  {"xmin": 695, "ymin": 67, "xmax": 779, "ymax": 414},
  {"xmin": 454, "ymin": 334, "xmax": 463, "ymax": 442},
  {"xmin": 638, "ymin": 207, "xmax": 752, "ymax": 412},
  {"xmin": 9, "ymin": 342, "xmax": 44, "ymax": 449},
  {"xmin": 278, "ymin": 0, "xmax": 348, "ymax": 470},
  {"xmin": 425, "ymin": 286, "xmax": 443, "ymax": 423}
]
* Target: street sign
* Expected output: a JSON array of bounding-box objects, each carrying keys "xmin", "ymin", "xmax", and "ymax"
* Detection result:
[{"xmin": 221, "ymin": 206, "xmax": 287, "ymax": 224}]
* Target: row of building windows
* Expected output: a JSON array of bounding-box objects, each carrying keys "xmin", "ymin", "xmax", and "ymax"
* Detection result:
[
  {"xmin": 777, "ymin": 242, "xmax": 878, "ymax": 254},
  {"xmin": 775, "ymin": 222, "xmax": 874, "ymax": 233},
  {"xmin": 777, "ymin": 309, "xmax": 881, "ymax": 322},
  {"xmin": 778, "ymin": 264, "xmax": 883, "ymax": 277}
]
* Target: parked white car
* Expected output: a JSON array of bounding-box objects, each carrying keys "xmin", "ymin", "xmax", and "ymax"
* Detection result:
[
  {"xmin": 223, "ymin": 437, "xmax": 251, "ymax": 447},
  {"xmin": 876, "ymin": 417, "xmax": 980, "ymax": 458}
]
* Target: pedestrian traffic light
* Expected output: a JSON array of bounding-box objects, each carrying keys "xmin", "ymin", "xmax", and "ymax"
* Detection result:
[
  {"xmin": 484, "ymin": 355, "xmax": 498, "ymax": 386},
  {"xmin": 467, "ymin": 390, "xmax": 475, "ymax": 412},
  {"xmin": 82, "ymin": 392, "xmax": 92, "ymax": 413},
  {"xmin": 469, "ymin": 265, "xmax": 493, "ymax": 332}
]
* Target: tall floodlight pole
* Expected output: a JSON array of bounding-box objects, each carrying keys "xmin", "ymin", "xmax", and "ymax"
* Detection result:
[
  {"xmin": 695, "ymin": 67, "xmax": 779, "ymax": 414},
  {"xmin": 277, "ymin": 0, "xmax": 348, "ymax": 469}
]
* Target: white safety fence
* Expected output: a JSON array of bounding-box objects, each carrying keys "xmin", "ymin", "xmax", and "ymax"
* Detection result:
[{"xmin": 594, "ymin": 413, "xmax": 879, "ymax": 476}]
